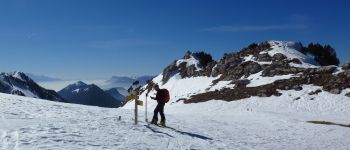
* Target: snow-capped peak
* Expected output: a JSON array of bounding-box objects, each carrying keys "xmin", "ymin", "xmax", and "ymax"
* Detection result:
[
  {"xmin": 176, "ymin": 51, "xmax": 202, "ymax": 71},
  {"xmin": 6, "ymin": 71, "xmax": 32, "ymax": 82},
  {"xmin": 74, "ymin": 81, "xmax": 88, "ymax": 87}
]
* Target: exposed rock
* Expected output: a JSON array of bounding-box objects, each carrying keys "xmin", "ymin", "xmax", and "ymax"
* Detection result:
[
  {"xmin": 290, "ymin": 58, "xmax": 302, "ymax": 64},
  {"xmin": 256, "ymin": 53, "xmax": 272, "ymax": 62},
  {"xmin": 346, "ymin": 92, "xmax": 350, "ymax": 97},
  {"xmin": 187, "ymin": 72, "xmax": 350, "ymax": 103},
  {"xmin": 234, "ymin": 79, "xmax": 250, "ymax": 88},
  {"xmin": 183, "ymin": 51, "xmax": 192, "ymax": 59},
  {"xmin": 162, "ymin": 51, "xmax": 216, "ymax": 82},
  {"xmin": 294, "ymin": 97, "xmax": 301, "ymax": 101},
  {"xmin": 11, "ymin": 89, "xmax": 25, "ymax": 96},
  {"xmin": 329, "ymin": 88, "xmax": 341, "ymax": 94},
  {"xmin": 272, "ymin": 53, "xmax": 287, "ymax": 61},
  {"xmin": 315, "ymin": 66, "xmax": 337, "ymax": 74},
  {"xmin": 309, "ymin": 89, "xmax": 322, "ymax": 95},
  {"xmin": 153, "ymin": 41, "xmax": 350, "ymax": 104},
  {"xmin": 292, "ymin": 85, "xmax": 303, "ymax": 91},
  {"xmin": 341, "ymin": 62, "xmax": 350, "ymax": 70},
  {"xmin": 243, "ymin": 62, "xmax": 262, "ymax": 77},
  {"xmin": 162, "ymin": 61, "xmax": 178, "ymax": 82}
]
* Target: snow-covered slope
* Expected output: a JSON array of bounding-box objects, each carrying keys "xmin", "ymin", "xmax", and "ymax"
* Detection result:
[
  {"xmin": 264, "ymin": 40, "xmax": 319, "ymax": 68},
  {"xmin": 58, "ymin": 81, "xmax": 122, "ymax": 108},
  {"xmin": 0, "ymin": 71, "xmax": 64, "ymax": 102},
  {"xmin": 2, "ymin": 86, "xmax": 350, "ymax": 149}
]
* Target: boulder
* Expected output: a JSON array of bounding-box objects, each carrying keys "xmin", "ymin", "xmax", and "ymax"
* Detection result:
[{"xmin": 243, "ymin": 62, "xmax": 262, "ymax": 76}]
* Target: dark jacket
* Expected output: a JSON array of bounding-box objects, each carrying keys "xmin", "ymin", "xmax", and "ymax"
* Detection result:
[{"xmin": 154, "ymin": 89, "xmax": 167, "ymax": 103}]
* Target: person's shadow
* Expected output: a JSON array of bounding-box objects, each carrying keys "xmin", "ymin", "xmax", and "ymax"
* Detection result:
[
  {"xmin": 307, "ymin": 121, "xmax": 350, "ymax": 128},
  {"xmin": 145, "ymin": 125, "xmax": 213, "ymax": 140}
]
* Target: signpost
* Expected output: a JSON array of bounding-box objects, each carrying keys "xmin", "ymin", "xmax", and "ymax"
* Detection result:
[
  {"xmin": 145, "ymin": 95, "xmax": 148, "ymax": 123},
  {"xmin": 126, "ymin": 80, "xmax": 150, "ymax": 125}
]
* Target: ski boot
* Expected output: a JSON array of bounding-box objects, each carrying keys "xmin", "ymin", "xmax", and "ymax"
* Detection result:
[
  {"xmin": 159, "ymin": 120, "xmax": 166, "ymax": 127},
  {"xmin": 150, "ymin": 119, "xmax": 158, "ymax": 125}
]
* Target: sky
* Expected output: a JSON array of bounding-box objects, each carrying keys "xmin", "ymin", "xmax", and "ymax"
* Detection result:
[{"xmin": 0, "ymin": 0, "xmax": 349, "ymax": 80}]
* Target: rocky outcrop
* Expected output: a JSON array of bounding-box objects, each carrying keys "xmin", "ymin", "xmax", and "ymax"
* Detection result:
[
  {"xmin": 151, "ymin": 41, "xmax": 348, "ymax": 104},
  {"xmin": 342, "ymin": 62, "xmax": 350, "ymax": 70},
  {"xmin": 187, "ymin": 72, "xmax": 350, "ymax": 103},
  {"xmin": 0, "ymin": 72, "xmax": 65, "ymax": 102},
  {"xmin": 162, "ymin": 51, "xmax": 216, "ymax": 82}
]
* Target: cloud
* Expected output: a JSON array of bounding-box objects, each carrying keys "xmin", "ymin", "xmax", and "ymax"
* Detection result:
[
  {"xmin": 89, "ymin": 39, "xmax": 161, "ymax": 49},
  {"xmin": 200, "ymin": 24, "xmax": 307, "ymax": 32},
  {"xmin": 77, "ymin": 25, "xmax": 120, "ymax": 31}
]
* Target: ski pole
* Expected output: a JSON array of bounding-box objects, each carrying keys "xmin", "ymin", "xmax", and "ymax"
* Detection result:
[{"xmin": 145, "ymin": 94, "xmax": 148, "ymax": 122}]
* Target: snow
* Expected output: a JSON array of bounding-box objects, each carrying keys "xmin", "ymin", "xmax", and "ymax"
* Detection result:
[
  {"xmin": 208, "ymin": 80, "xmax": 235, "ymax": 91},
  {"xmin": 242, "ymin": 54, "xmax": 272, "ymax": 65},
  {"xmin": 176, "ymin": 55, "xmax": 202, "ymax": 71},
  {"xmin": 242, "ymin": 55, "xmax": 254, "ymax": 62},
  {"xmin": 245, "ymin": 71, "xmax": 297, "ymax": 87},
  {"xmin": 263, "ymin": 40, "xmax": 320, "ymax": 68},
  {"xmin": 12, "ymin": 87, "xmax": 38, "ymax": 98},
  {"xmin": 72, "ymin": 89, "xmax": 80, "ymax": 93},
  {"xmin": 11, "ymin": 72, "xmax": 27, "ymax": 82},
  {"xmin": 124, "ymin": 73, "xmax": 220, "ymax": 110},
  {"xmin": 1, "ymin": 83, "xmax": 350, "ymax": 149}
]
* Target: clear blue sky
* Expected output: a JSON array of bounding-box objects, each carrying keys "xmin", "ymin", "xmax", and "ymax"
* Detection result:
[{"xmin": 0, "ymin": 0, "xmax": 349, "ymax": 79}]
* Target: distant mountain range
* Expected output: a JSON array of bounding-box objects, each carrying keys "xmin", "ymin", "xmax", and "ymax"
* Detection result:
[
  {"xmin": 105, "ymin": 88, "xmax": 126, "ymax": 102},
  {"xmin": 58, "ymin": 81, "xmax": 123, "ymax": 108},
  {"xmin": 0, "ymin": 71, "xmax": 65, "ymax": 102},
  {"xmin": 26, "ymin": 73, "xmax": 62, "ymax": 82},
  {"xmin": 102, "ymin": 75, "xmax": 154, "ymax": 89}
]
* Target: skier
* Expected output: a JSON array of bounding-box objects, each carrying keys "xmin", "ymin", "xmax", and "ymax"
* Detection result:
[{"xmin": 150, "ymin": 84, "xmax": 169, "ymax": 126}]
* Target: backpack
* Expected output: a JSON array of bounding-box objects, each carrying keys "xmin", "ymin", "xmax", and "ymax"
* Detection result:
[{"xmin": 163, "ymin": 89, "xmax": 170, "ymax": 103}]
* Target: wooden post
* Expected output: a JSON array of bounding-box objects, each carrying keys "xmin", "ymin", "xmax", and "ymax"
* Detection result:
[
  {"xmin": 135, "ymin": 93, "xmax": 138, "ymax": 125},
  {"xmin": 145, "ymin": 96, "xmax": 148, "ymax": 122}
]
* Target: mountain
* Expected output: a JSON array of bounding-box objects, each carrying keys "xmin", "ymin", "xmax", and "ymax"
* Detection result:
[
  {"xmin": 113, "ymin": 87, "xmax": 129, "ymax": 96},
  {"xmin": 1, "ymin": 41, "xmax": 350, "ymax": 149},
  {"xmin": 0, "ymin": 71, "xmax": 65, "ymax": 102},
  {"xmin": 105, "ymin": 88, "xmax": 125, "ymax": 103},
  {"xmin": 124, "ymin": 40, "xmax": 350, "ymax": 109},
  {"xmin": 58, "ymin": 81, "xmax": 122, "ymax": 108},
  {"xmin": 26, "ymin": 73, "xmax": 62, "ymax": 82},
  {"xmin": 103, "ymin": 75, "xmax": 155, "ymax": 89}
]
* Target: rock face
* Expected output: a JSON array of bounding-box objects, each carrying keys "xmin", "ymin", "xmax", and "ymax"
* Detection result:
[
  {"xmin": 145, "ymin": 40, "xmax": 349, "ymax": 104},
  {"xmin": 162, "ymin": 51, "xmax": 216, "ymax": 82},
  {"xmin": 0, "ymin": 72, "xmax": 65, "ymax": 102}
]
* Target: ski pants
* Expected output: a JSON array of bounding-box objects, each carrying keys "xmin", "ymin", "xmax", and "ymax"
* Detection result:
[{"xmin": 152, "ymin": 102, "xmax": 166, "ymax": 122}]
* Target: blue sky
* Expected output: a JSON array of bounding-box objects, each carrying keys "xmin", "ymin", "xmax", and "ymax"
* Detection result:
[{"xmin": 0, "ymin": 0, "xmax": 349, "ymax": 79}]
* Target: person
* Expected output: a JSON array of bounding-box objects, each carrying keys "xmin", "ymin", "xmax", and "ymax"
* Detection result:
[{"xmin": 150, "ymin": 84, "xmax": 167, "ymax": 126}]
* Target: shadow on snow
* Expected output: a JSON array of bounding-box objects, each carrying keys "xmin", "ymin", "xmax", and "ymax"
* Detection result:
[{"xmin": 145, "ymin": 125, "xmax": 213, "ymax": 140}]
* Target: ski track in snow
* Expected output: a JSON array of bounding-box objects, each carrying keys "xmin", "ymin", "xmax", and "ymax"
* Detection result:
[{"xmin": 1, "ymin": 92, "xmax": 350, "ymax": 149}]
